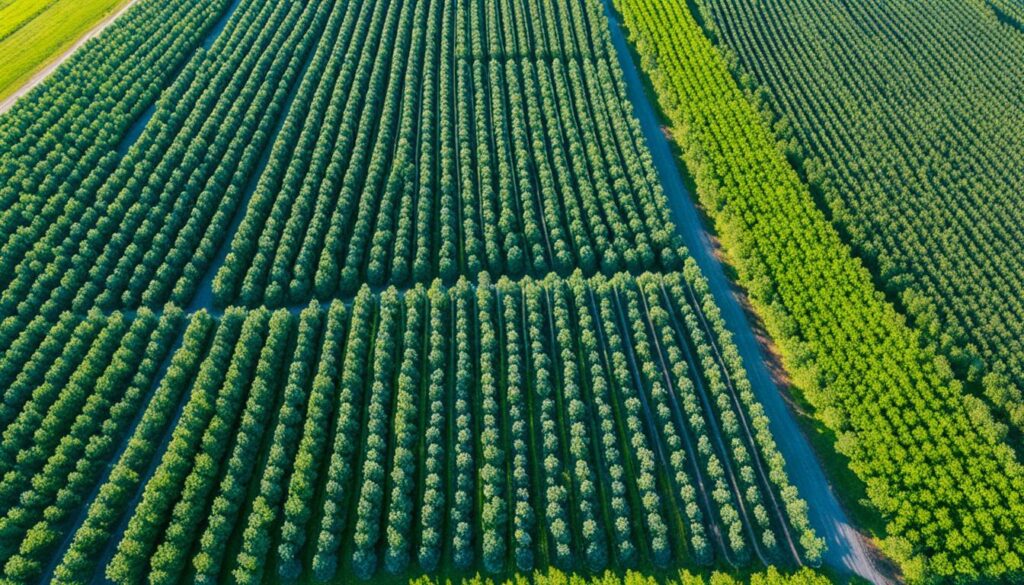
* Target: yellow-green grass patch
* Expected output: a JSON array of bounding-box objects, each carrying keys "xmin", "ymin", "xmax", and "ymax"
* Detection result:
[{"xmin": 0, "ymin": 0, "xmax": 130, "ymax": 101}]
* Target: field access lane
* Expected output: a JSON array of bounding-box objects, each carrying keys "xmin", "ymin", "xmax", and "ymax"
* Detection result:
[
  {"xmin": 0, "ymin": 0, "xmax": 141, "ymax": 114},
  {"xmin": 598, "ymin": 1, "xmax": 888, "ymax": 582}
]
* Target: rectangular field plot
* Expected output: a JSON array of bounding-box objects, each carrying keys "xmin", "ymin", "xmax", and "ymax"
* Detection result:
[
  {"xmin": 0, "ymin": 0, "xmax": 834, "ymax": 582},
  {"xmin": 0, "ymin": 0, "xmax": 682, "ymax": 320},
  {"xmin": 0, "ymin": 271, "xmax": 820, "ymax": 583}
]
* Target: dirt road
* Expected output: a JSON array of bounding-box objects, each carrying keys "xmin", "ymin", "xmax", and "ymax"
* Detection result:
[
  {"xmin": 0, "ymin": 0, "xmax": 141, "ymax": 115},
  {"xmin": 600, "ymin": 1, "xmax": 888, "ymax": 582}
]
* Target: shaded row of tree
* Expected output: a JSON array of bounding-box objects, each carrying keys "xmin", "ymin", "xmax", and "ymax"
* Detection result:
[
  {"xmin": 0, "ymin": 270, "xmax": 820, "ymax": 582},
  {"xmin": 613, "ymin": 0, "xmax": 1024, "ymax": 578},
  {"xmin": 0, "ymin": 0, "xmax": 684, "ymax": 329}
]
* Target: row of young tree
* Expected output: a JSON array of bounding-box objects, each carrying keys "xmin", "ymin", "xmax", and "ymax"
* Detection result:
[
  {"xmin": 0, "ymin": 310, "xmax": 181, "ymax": 581},
  {"xmin": 208, "ymin": 0, "xmax": 680, "ymax": 308},
  {"xmin": 453, "ymin": 0, "xmax": 609, "ymax": 61},
  {"xmin": 698, "ymin": 0, "xmax": 1024, "ymax": 432},
  {"xmin": 0, "ymin": 0, "xmax": 335, "ymax": 327},
  {"xmin": 0, "ymin": 270, "xmax": 821, "ymax": 582},
  {"xmin": 0, "ymin": 0, "xmax": 231, "ymax": 271},
  {"xmin": 613, "ymin": 0, "xmax": 1024, "ymax": 579},
  {"xmin": 0, "ymin": 0, "xmax": 234, "ymax": 338},
  {"xmin": 105, "ymin": 309, "xmax": 251, "ymax": 585},
  {"xmin": 0, "ymin": 0, "xmax": 683, "ymax": 331}
]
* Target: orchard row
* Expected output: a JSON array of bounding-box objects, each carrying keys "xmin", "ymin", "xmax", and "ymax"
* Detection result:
[
  {"xmin": 0, "ymin": 0, "xmax": 232, "ymax": 304},
  {"xmin": 612, "ymin": 0, "xmax": 1024, "ymax": 579},
  {"xmin": 0, "ymin": 270, "xmax": 820, "ymax": 583},
  {"xmin": 0, "ymin": 0, "xmax": 678, "ymax": 326}
]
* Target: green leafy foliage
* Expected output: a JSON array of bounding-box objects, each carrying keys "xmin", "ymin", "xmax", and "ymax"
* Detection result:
[
  {"xmin": 611, "ymin": 0, "xmax": 1024, "ymax": 578},
  {"xmin": 0, "ymin": 274, "xmax": 819, "ymax": 581},
  {"xmin": 54, "ymin": 312, "xmax": 213, "ymax": 584},
  {"xmin": 193, "ymin": 310, "xmax": 290, "ymax": 584},
  {"xmin": 699, "ymin": 0, "xmax": 1024, "ymax": 429},
  {"xmin": 0, "ymin": 0, "xmax": 843, "ymax": 580},
  {"xmin": 0, "ymin": 0, "xmax": 683, "ymax": 327}
]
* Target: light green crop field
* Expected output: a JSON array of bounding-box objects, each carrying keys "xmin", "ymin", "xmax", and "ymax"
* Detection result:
[
  {"xmin": 0, "ymin": 0, "xmax": 58, "ymax": 42},
  {"xmin": 0, "ymin": 0, "xmax": 128, "ymax": 100}
]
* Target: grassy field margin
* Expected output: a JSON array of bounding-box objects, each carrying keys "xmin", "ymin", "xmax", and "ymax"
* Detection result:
[{"xmin": 0, "ymin": 0, "xmax": 131, "ymax": 101}]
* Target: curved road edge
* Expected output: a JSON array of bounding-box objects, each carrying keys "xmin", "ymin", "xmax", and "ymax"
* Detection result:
[
  {"xmin": 0, "ymin": 0, "xmax": 142, "ymax": 115},
  {"xmin": 599, "ymin": 1, "xmax": 888, "ymax": 582}
]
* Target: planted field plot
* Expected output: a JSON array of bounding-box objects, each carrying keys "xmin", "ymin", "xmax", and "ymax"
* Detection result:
[
  {"xmin": 0, "ymin": 0, "xmax": 131, "ymax": 101},
  {"xmin": 692, "ymin": 0, "xmax": 1024, "ymax": 433},
  {"xmin": 0, "ymin": 0, "xmax": 235, "ymax": 317},
  {"xmin": 1, "ymin": 0, "xmax": 1021, "ymax": 580},
  {"xmin": 209, "ymin": 0, "xmax": 682, "ymax": 307},
  {"xmin": 0, "ymin": 0, "xmax": 842, "ymax": 581},
  {"xmin": 610, "ymin": 0, "xmax": 1024, "ymax": 579},
  {"xmin": 0, "ymin": 0, "xmax": 681, "ymax": 324},
  {"xmin": 0, "ymin": 272, "xmax": 820, "ymax": 583}
]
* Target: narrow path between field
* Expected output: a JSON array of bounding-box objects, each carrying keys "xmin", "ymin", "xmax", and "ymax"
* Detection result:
[
  {"xmin": 598, "ymin": 0, "xmax": 887, "ymax": 582},
  {"xmin": 185, "ymin": 8, "xmax": 317, "ymax": 314},
  {"xmin": 0, "ymin": 0, "xmax": 142, "ymax": 115},
  {"xmin": 112, "ymin": 0, "xmax": 243, "ymax": 157},
  {"xmin": 36, "ymin": 324, "xmax": 188, "ymax": 585}
]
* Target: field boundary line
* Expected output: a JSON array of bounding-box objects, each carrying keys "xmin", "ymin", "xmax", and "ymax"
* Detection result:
[{"xmin": 0, "ymin": 0, "xmax": 142, "ymax": 114}]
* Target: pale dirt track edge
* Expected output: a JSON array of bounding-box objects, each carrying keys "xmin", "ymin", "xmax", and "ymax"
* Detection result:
[
  {"xmin": 599, "ymin": 0, "xmax": 890, "ymax": 582},
  {"xmin": 0, "ymin": 0, "xmax": 142, "ymax": 115}
]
